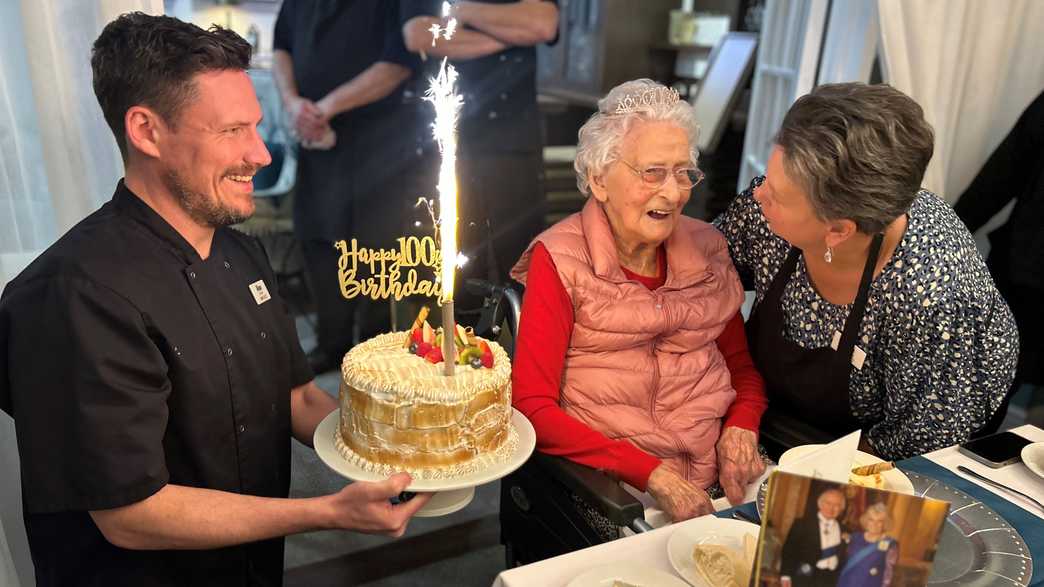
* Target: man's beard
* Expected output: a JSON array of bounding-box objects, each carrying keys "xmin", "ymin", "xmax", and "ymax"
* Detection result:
[{"xmin": 163, "ymin": 168, "xmax": 253, "ymax": 228}]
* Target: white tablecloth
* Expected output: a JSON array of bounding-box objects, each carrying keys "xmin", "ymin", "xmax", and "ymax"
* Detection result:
[{"xmin": 492, "ymin": 425, "xmax": 1044, "ymax": 587}]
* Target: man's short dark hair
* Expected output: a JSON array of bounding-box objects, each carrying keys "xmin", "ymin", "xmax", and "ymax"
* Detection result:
[{"xmin": 91, "ymin": 12, "xmax": 252, "ymax": 160}]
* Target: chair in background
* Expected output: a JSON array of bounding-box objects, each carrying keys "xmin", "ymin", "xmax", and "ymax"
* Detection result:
[{"xmin": 235, "ymin": 70, "xmax": 311, "ymax": 320}]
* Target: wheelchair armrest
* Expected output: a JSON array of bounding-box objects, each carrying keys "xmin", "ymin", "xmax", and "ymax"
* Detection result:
[{"xmin": 532, "ymin": 452, "xmax": 644, "ymax": 527}]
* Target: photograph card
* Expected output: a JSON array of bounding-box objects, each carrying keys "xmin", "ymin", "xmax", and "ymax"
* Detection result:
[{"xmin": 752, "ymin": 471, "xmax": 950, "ymax": 587}]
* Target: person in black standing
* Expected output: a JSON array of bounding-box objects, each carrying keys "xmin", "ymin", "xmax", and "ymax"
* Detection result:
[
  {"xmin": 401, "ymin": 0, "xmax": 559, "ymax": 294},
  {"xmin": 954, "ymin": 89, "xmax": 1044, "ymax": 428},
  {"xmin": 272, "ymin": 1, "xmax": 432, "ymax": 373},
  {"xmin": 0, "ymin": 14, "xmax": 430, "ymax": 586}
]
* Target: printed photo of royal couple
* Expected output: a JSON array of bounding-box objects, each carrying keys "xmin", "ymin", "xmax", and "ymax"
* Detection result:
[{"xmin": 755, "ymin": 472, "xmax": 950, "ymax": 587}]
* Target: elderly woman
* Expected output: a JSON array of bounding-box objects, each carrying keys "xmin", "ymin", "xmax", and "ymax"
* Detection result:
[
  {"xmin": 510, "ymin": 79, "xmax": 768, "ymax": 526},
  {"xmin": 715, "ymin": 82, "xmax": 1018, "ymax": 459},
  {"xmin": 838, "ymin": 503, "xmax": 898, "ymax": 587}
]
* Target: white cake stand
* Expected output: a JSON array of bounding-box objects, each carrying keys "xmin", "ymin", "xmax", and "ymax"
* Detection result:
[{"xmin": 313, "ymin": 408, "xmax": 536, "ymax": 517}]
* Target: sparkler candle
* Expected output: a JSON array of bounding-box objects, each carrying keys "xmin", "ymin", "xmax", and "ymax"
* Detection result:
[{"xmin": 425, "ymin": 1, "xmax": 464, "ymax": 376}]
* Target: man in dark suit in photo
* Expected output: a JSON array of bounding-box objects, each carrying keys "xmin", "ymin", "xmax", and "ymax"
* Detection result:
[{"xmin": 780, "ymin": 487, "xmax": 848, "ymax": 585}]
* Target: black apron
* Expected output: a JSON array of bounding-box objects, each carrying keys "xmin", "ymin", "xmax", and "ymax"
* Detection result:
[{"xmin": 746, "ymin": 234, "xmax": 884, "ymax": 435}]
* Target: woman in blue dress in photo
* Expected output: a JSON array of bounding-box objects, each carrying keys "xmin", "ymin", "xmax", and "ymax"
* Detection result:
[{"xmin": 838, "ymin": 503, "xmax": 898, "ymax": 587}]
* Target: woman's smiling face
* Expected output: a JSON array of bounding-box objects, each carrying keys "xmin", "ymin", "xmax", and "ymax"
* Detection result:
[
  {"xmin": 588, "ymin": 120, "xmax": 693, "ymax": 252},
  {"xmin": 753, "ymin": 146, "xmax": 829, "ymax": 250}
]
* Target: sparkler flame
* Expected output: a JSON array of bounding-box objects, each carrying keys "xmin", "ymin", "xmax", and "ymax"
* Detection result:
[{"xmin": 423, "ymin": 3, "xmax": 463, "ymax": 304}]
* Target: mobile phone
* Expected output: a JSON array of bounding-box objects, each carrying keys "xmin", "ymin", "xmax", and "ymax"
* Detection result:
[{"xmin": 958, "ymin": 431, "xmax": 1032, "ymax": 468}]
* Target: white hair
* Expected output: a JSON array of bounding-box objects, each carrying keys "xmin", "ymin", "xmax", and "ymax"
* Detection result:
[{"xmin": 573, "ymin": 79, "xmax": 701, "ymax": 195}]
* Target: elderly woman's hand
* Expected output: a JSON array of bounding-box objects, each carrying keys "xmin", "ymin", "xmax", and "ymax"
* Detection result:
[
  {"xmin": 647, "ymin": 464, "xmax": 713, "ymax": 522},
  {"xmin": 716, "ymin": 426, "xmax": 765, "ymax": 506}
]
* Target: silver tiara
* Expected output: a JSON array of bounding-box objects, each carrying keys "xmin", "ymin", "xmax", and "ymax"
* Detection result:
[{"xmin": 611, "ymin": 86, "xmax": 681, "ymax": 115}]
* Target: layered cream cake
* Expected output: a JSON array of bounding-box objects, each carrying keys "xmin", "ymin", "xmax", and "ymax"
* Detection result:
[{"xmin": 335, "ymin": 331, "xmax": 516, "ymax": 479}]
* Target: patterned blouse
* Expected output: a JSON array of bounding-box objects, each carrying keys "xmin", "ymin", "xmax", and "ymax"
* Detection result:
[{"xmin": 714, "ymin": 177, "xmax": 1018, "ymax": 459}]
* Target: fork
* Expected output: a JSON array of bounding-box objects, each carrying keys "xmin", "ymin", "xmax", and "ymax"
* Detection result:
[{"xmin": 956, "ymin": 465, "xmax": 1044, "ymax": 511}]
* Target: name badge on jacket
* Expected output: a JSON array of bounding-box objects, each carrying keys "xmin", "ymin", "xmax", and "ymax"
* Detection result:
[{"xmin": 250, "ymin": 280, "xmax": 271, "ymax": 305}]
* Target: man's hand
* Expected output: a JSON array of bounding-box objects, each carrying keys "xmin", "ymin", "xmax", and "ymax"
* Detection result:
[
  {"xmin": 323, "ymin": 472, "xmax": 433, "ymax": 537},
  {"xmin": 284, "ymin": 95, "xmax": 326, "ymax": 142},
  {"xmin": 716, "ymin": 426, "xmax": 765, "ymax": 505},
  {"xmin": 402, "ymin": 15, "xmax": 507, "ymax": 60},
  {"xmin": 646, "ymin": 464, "xmax": 713, "ymax": 522}
]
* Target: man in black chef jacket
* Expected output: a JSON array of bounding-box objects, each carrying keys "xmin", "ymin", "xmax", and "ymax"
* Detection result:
[
  {"xmin": 272, "ymin": 1, "xmax": 434, "ymax": 373},
  {"xmin": 0, "ymin": 13, "xmax": 430, "ymax": 587},
  {"xmin": 401, "ymin": 0, "xmax": 559, "ymax": 291}
]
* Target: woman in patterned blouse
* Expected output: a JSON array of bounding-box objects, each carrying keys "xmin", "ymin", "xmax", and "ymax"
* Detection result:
[{"xmin": 714, "ymin": 83, "xmax": 1017, "ymax": 459}]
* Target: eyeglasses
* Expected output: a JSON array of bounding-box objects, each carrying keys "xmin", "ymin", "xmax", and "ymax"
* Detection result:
[{"xmin": 619, "ymin": 160, "xmax": 705, "ymax": 189}]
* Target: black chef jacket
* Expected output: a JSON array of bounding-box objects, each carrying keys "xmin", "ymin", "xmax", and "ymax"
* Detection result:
[
  {"xmin": 273, "ymin": 0, "xmax": 417, "ymax": 128},
  {"xmin": 0, "ymin": 181, "xmax": 313, "ymax": 586},
  {"xmin": 400, "ymin": 0, "xmax": 558, "ymax": 154},
  {"xmin": 273, "ymin": 0, "xmax": 428, "ymax": 242}
]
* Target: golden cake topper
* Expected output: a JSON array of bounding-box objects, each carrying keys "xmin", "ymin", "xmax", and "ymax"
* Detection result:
[{"xmin": 335, "ymin": 236, "xmax": 443, "ymax": 302}]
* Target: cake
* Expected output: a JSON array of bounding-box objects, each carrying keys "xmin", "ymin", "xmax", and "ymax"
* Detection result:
[
  {"xmin": 691, "ymin": 533, "xmax": 757, "ymax": 587},
  {"xmin": 335, "ymin": 322, "xmax": 516, "ymax": 479}
]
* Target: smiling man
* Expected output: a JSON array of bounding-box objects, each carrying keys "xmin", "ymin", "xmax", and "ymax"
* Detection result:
[{"xmin": 0, "ymin": 13, "xmax": 429, "ymax": 587}]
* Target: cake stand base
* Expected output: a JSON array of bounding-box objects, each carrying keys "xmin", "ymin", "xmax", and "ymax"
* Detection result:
[
  {"xmin": 416, "ymin": 487, "xmax": 474, "ymax": 517},
  {"xmin": 314, "ymin": 408, "xmax": 536, "ymax": 518}
]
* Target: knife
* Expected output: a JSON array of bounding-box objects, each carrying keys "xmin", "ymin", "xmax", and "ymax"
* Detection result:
[{"xmin": 956, "ymin": 465, "xmax": 1044, "ymax": 511}]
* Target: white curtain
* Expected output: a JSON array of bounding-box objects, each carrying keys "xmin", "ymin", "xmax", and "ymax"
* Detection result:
[
  {"xmin": 878, "ymin": 0, "xmax": 1044, "ymax": 203},
  {"xmin": 1, "ymin": 3, "xmax": 162, "ymax": 584},
  {"xmin": 0, "ymin": 0, "xmax": 163, "ymax": 289}
]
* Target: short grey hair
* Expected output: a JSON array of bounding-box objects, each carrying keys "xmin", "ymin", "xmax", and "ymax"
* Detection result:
[
  {"xmin": 775, "ymin": 82, "xmax": 935, "ymax": 234},
  {"xmin": 574, "ymin": 79, "xmax": 700, "ymax": 195}
]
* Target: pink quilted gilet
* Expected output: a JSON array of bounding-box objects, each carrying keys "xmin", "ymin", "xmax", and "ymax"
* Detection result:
[{"xmin": 512, "ymin": 198, "xmax": 743, "ymax": 487}]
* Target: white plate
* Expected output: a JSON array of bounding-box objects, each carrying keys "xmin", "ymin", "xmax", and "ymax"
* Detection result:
[
  {"xmin": 1021, "ymin": 442, "xmax": 1044, "ymax": 478},
  {"xmin": 566, "ymin": 561, "xmax": 690, "ymax": 587},
  {"xmin": 779, "ymin": 444, "xmax": 916, "ymax": 494},
  {"xmin": 667, "ymin": 517, "xmax": 760, "ymax": 587},
  {"xmin": 314, "ymin": 408, "xmax": 536, "ymax": 492}
]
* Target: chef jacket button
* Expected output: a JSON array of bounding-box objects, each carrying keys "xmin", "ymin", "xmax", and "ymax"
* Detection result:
[
  {"xmin": 223, "ymin": 261, "xmax": 231, "ymax": 269},
  {"xmin": 189, "ymin": 271, "xmax": 196, "ymax": 279},
  {"xmin": 238, "ymin": 424, "xmax": 246, "ymax": 433},
  {"xmin": 260, "ymin": 331, "xmax": 267, "ymax": 339},
  {"xmin": 226, "ymin": 347, "xmax": 233, "ymax": 357}
]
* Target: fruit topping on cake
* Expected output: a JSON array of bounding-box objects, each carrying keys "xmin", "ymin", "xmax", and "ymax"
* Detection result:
[{"xmin": 403, "ymin": 307, "xmax": 494, "ymax": 368}]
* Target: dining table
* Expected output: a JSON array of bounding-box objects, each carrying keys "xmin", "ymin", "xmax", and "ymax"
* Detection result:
[{"xmin": 492, "ymin": 424, "xmax": 1044, "ymax": 587}]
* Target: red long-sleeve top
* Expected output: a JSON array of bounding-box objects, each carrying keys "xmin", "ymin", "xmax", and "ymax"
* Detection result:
[{"xmin": 511, "ymin": 242, "xmax": 767, "ymax": 491}]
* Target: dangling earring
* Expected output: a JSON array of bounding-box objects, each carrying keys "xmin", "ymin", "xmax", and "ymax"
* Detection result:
[{"xmin": 824, "ymin": 246, "xmax": 833, "ymax": 264}]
